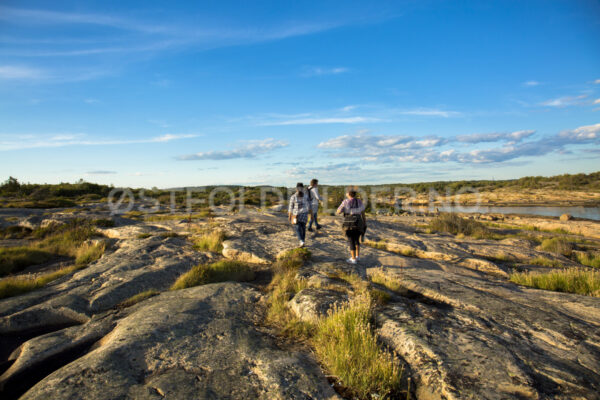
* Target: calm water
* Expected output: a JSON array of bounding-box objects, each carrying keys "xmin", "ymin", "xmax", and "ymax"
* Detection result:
[{"xmin": 403, "ymin": 205, "xmax": 600, "ymax": 221}]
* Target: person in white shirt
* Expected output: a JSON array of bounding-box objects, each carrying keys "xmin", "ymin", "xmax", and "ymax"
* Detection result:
[{"xmin": 307, "ymin": 179, "xmax": 322, "ymax": 232}]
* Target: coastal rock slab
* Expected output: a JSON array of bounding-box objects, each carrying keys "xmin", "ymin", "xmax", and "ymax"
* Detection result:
[
  {"xmin": 20, "ymin": 283, "xmax": 339, "ymax": 400},
  {"xmin": 289, "ymin": 288, "xmax": 348, "ymax": 322}
]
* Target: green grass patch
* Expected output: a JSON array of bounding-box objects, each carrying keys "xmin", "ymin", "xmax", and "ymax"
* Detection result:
[
  {"xmin": 0, "ymin": 225, "xmax": 32, "ymax": 239},
  {"xmin": 274, "ymin": 247, "xmax": 311, "ymax": 272},
  {"xmin": 136, "ymin": 233, "xmax": 152, "ymax": 239},
  {"xmin": 313, "ymin": 294, "xmax": 403, "ymax": 399},
  {"xmin": 369, "ymin": 269, "xmax": 402, "ymax": 292},
  {"xmin": 575, "ymin": 252, "xmax": 600, "ymax": 268},
  {"xmin": 118, "ymin": 289, "xmax": 160, "ymax": 308},
  {"xmin": 529, "ymin": 257, "xmax": 562, "ymax": 268},
  {"xmin": 192, "ymin": 230, "xmax": 225, "ymax": 252},
  {"xmin": 0, "ymin": 247, "xmax": 54, "ymax": 276},
  {"xmin": 74, "ymin": 242, "xmax": 105, "ymax": 266},
  {"xmin": 541, "ymin": 237, "xmax": 573, "ymax": 257},
  {"xmin": 170, "ymin": 260, "xmax": 255, "ymax": 290},
  {"xmin": 92, "ymin": 218, "xmax": 115, "ymax": 228},
  {"xmin": 0, "ymin": 263, "xmax": 86, "ymax": 299},
  {"xmin": 510, "ymin": 268, "xmax": 600, "ymax": 296},
  {"xmin": 428, "ymin": 213, "xmax": 495, "ymax": 239}
]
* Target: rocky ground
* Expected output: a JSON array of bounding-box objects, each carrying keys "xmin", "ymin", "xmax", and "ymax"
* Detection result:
[{"xmin": 1, "ymin": 205, "xmax": 599, "ymax": 399}]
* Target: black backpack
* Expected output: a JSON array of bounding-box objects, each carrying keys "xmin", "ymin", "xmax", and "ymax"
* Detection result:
[
  {"xmin": 306, "ymin": 186, "xmax": 313, "ymax": 202},
  {"xmin": 342, "ymin": 199, "xmax": 364, "ymax": 232}
]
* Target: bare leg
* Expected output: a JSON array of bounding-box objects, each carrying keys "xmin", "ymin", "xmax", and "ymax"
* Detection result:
[{"xmin": 356, "ymin": 245, "xmax": 360, "ymax": 259}]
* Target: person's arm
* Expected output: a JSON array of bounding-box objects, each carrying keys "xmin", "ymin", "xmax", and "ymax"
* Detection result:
[
  {"xmin": 336, "ymin": 199, "xmax": 346, "ymax": 215},
  {"xmin": 288, "ymin": 195, "xmax": 294, "ymax": 221}
]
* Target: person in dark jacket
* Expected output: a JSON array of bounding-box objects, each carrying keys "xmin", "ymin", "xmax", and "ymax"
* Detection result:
[{"xmin": 336, "ymin": 188, "xmax": 366, "ymax": 264}]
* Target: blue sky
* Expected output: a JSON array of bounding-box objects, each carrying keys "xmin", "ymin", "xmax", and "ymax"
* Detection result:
[{"xmin": 1, "ymin": 0, "xmax": 599, "ymax": 188}]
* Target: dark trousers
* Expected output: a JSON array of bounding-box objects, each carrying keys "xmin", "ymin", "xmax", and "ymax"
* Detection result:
[
  {"xmin": 346, "ymin": 230, "xmax": 361, "ymax": 251},
  {"xmin": 308, "ymin": 206, "xmax": 319, "ymax": 229},
  {"xmin": 293, "ymin": 222, "xmax": 307, "ymax": 241}
]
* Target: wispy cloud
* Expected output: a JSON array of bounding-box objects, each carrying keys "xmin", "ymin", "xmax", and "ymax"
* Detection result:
[
  {"xmin": 0, "ymin": 65, "xmax": 45, "ymax": 80},
  {"xmin": 455, "ymin": 130, "xmax": 535, "ymax": 143},
  {"xmin": 259, "ymin": 116, "xmax": 381, "ymax": 126},
  {"xmin": 396, "ymin": 108, "xmax": 462, "ymax": 118},
  {"xmin": 86, "ymin": 170, "xmax": 117, "ymax": 175},
  {"xmin": 177, "ymin": 138, "xmax": 288, "ymax": 160},
  {"xmin": 523, "ymin": 80, "xmax": 541, "ymax": 87},
  {"xmin": 301, "ymin": 66, "xmax": 349, "ymax": 77},
  {"xmin": 0, "ymin": 133, "xmax": 199, "ymax": 151},
  {"xmin": 595, "ymin": 79, "xmax": 600, "ymax": 84},
  {"xmin": 540, "ymin": 94, "xmax": 588, "ymax": 107}
]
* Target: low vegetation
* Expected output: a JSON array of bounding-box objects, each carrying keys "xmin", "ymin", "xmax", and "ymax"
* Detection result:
[
  {"xmin": 192, "ymin": 230, "xmax": 226, "ymax": 253},
  {"xmin": 427, "ymin": 213, "xmax": 494, "ymax": 238},
  {"xmin": 313, "ymin": 293, "xmax": 403, "ymax": 399},
  {"xmin": 0, "ymin": 225, "xmax": 32, "ymax": 239},
  {"xmin": 540, "ymin": 237, "xmax": 573, "ymax": 257},
  {"xmin": 74, "ymin": 242, "xmax": 106, "ymax": 266},
  {"xmin": 510, "ymin": 268, "xmax": 600, "ymax": 297},
  {"xmin": 118, "ymin": 289, "xmax": 160, "ymax": 308},
  {"xmin": 575, "ymin": 252, "xmax": 600, "ymax": 268},
  {"xmin": 170, "ymin": 260, "xmax": 254, "ymax": 290},
  {"xmin": 369, "ymin": 269, "xmax": 403, "ymax": 292},
  {"xmin": 0, "ymin": 263, "xmax": 86, "ymax": 299},
  {"xmin": 364, "ymin": 240, "xmax": 417, "ymax": 257},
  {"xmin": 528, "ymin": 257, "xmax": 562, "ymax": 268},
  {"xmin": 0, "ymin": 247, "xmax": 54, "ymax": 276}
]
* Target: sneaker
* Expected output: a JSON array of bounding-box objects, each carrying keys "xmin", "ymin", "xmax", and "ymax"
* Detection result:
[
  {"xmin": 307, "ymin": 227, "xmax": 314, "ymax": 232},
  {"xmin": 346, "ymin": 258, "xmax": 357, "ymax": 264},
  {"xmin": 316, "ymin": 225, "xmax": 322, "ymax": 230},
  {"xmin": 299, "ymin": 241, "xmax": 305, "ymax": 247},
  {"xmin": 356, "ymin": 257, "xmax": 360, "ymax": 261}
]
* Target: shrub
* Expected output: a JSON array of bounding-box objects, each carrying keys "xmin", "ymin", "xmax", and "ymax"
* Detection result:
[
  {"xmin": 510, "ymin": 268, "xmax": 600, "ymax": 296},
  {"xmin": 0, "ymin": 226, "xmax": 32, "ymax": 239},
  {"xmin": 170, "ymin": 260, "xmax": 254, "ymax": 290},
  {"xmin": 192, "ymin": 230, "xmax": 226, "ymax": 253},
  {"xmin": 92, "ymin": 218, "xmax": 115, "ymax": 228},
  {"xmin": 313, "ymin": 294, "xmax": 403, "ymax": 398},
  {"xmin": 541, "ymin": 237, "xmax": 573, "ymax": 257},
  {"xmin": 428, "ymin": 213, "xmax": 491, "ymax": 237},
  {"xmin": 118, "ymin": 289, "xmax": 160, "ymax": 308},
  {"xmin": 0, "ymin": 247, "xmax": 54, "ymax": 276}
]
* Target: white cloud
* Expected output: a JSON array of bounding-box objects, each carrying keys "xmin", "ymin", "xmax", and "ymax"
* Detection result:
[
  {"xmin": 541, "ymin": 95, "xmax": 587, "ymax": 107},
  {"xmin": 456, "ymin": 130, "xmax": 535, "ymax": 143},
  {"xmin": 86, "ymin": 170, "xmax": 116, "ymax": 175},
  {"xmin": 0, "ymin": 65, "xmax": 45, "ymax": 80},
  {"xmin": 595, "ymin": 79, "xmax": 600, "ymax": 84},
  {"xmin": 84, "ymin": 98, "xmax": 100, "ymax": 104},
  {"xmin": 594, "ymin": 99, "xmax": 600, "ymax": 105},
  {"xmin": 0, "ymin": 132, "xmax": 199, "ymax": 151},
  {"xmin": 177, "ymin": 138, "xmax": 288, "ymax": 160},
  {"xmin": 396, "ymin": 108, "xmax": 462, "ymax": 118},
  {"xmin": 302, "ymin": 66, "xmax": 349, "ymax": 77},
  {"xmin": 523, "ymin": 81, "xmax": 540, "ymax": 87},
  {"xmin": 258, "ymin": 116, "xmax": 381, "ymax": 126}
]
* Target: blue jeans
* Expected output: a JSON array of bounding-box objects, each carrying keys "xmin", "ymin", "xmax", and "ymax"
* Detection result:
[
  {"xmin": 293, "ymin": 221, "xmax": 307, "ymax": 241},
  {"xmin": 308, "ymin": 206, "xmax": 320, "ymax": 229}
]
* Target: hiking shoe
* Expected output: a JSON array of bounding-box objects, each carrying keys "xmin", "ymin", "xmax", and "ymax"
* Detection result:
[
  {"xmin": 299, "ymin": 241, "xmax": 305, "ymax": 247},
  {"xmin": 346, "ymin": 258, "xmax": 357, "ymax": 264},
  {"xmin": 307, "ymin": 227, "xmax": 314, "ymax": 232},
  {"xmin": 316, "ymin": 225, "xmax": 322, "ymax": 230}
]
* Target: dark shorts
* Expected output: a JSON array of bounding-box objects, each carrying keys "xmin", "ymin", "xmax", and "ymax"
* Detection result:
[{"xmin": 345, "ymin": 230, "xmax": 361, "ymax": 251}]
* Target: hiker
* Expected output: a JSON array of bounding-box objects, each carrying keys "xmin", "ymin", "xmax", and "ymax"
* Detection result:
[
  {"xmin": 336, "ymin": 188, "xmax": 366, "ymax": 264},
  {"xmin": 307, "ymin": 178, "xmax": 323, "ymax": 232},
  {"xmin": 288, "ymin": 182, "xmax": 312, "ymax": 247}
]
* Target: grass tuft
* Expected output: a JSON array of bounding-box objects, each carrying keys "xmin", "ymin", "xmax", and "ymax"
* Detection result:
[
  {"xmin": 528, "ymin": 257, "xmax": 562, "ymax": 268},
  {"xmin": 74, "ymin": 242, "xmax": 106, "ymax": 266},
  {"xmin": 575, "ymin": 252, "xmax": 600, "ymax": 269},
  {"xmin": 192, "ymin": 230, "xmax": 226, "ymax": 253},
  {"xmin": 510, "ymin": 268, "xmax": 600, "ymax": 296},
  {"xmin": 274, "ymin": 247, "xmax": 311, "ymax": 272},
  {"xmin": 540, "ymin": 237, "xmax": 573, "ymax": 257},
  {"xmin": 428, "ymin": 213, "xmax": 491, "ymax": 238},
  {"xmin": 313, "ymin": 293, "xmax": 403, "ymax": 399},
  {"xmin": 0, "ymin": 247, "xmax": 54, "ymax": 276},
  {"xmin": 369, "ymin": 269, "xmax": 403, "ymax": 292},
  {"xmin": 118, "ymin": 289, "xmax": 160, "ymax": 308},
  {"xmin": 0, "ymin": 263, "xmax": 86, "ymax": 299},
  {"xmin": 170, "ymin": 260, "xmax": 254, "ymax": 290}
]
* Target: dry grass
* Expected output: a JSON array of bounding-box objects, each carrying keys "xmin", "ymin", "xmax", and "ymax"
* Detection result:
[
  {"xmin": 192, "ymin": 230, "xmax": 226, "ymax": 253},
  {"xmin": 369, "ymin": 269, "xmax": 403, "ymax": 292},
  {"xmin": 540, "ymin": 237, "xmax": 573, "ymax": 257},
  {"xmin": 364, "ymin": 240, "xmax": 417, "ymax": 257},
  {"xmin": 74, "ymin": 242, "xmax": 106, "ymax": 266},
  {"xmin": 575, "ymin": 252, "xmax": 600, "ymax": 268},
  {"xmin": 118, "ymin": 289, "xmax": 160, "ymax": 308},
  {"xmin": 529, "ymin": 257, "xmax": 562, "ymax": 268},
  {"xmin": 313, "ymin": 293, "xmax": 403, "ymax": 399},
  {"xmin": 510, "ymin": 268, "xmax": 600, "ymax": 297},
  {"xmin": 170, "ymin": 260, "xmax": 255, "ymax": 290},
  {"xmin": 428, "ymin": 213, "xmax": 492, "ymax": 238},
  {"xmin": 0, "ymin": 247, "xmax": 54, "ymax": 276},
  {"xmin": 0, "ymin": 263, "xmax": 85, "ymax": 299}
]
